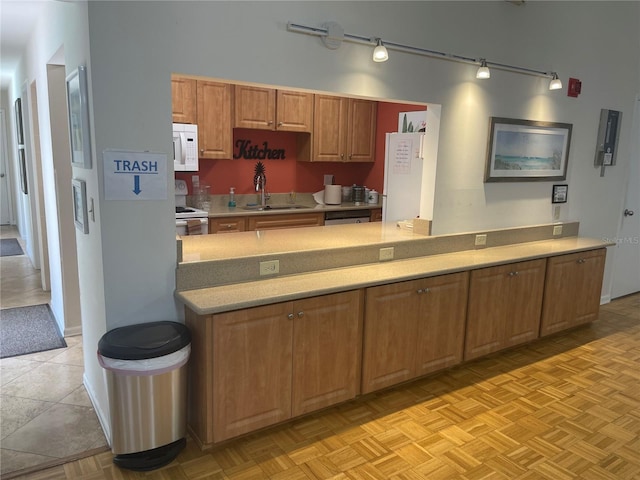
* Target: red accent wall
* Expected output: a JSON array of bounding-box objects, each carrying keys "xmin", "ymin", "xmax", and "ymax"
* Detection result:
[{"xmin": 175, "ymin": 103, "xmax": 426, "ymax": 195}]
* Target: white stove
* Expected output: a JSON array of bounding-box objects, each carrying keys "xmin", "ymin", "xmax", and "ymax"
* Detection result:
[
  {"xmin": 175, "ymin": 206, "xmax": 209, "ymax": 219},
  {"xmin": 175, "ymin": 179, "xmax": 209, "ymax": 235}
]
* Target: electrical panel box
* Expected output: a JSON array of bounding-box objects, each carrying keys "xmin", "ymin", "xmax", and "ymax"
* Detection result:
[{"xmin": 594, "ymin": 109, "xmax": 622, "ymax": 167}]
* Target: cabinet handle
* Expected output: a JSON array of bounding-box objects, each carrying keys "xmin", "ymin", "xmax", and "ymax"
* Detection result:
[
  {"xmin": 297, "ymin": 311, "xmax": 304, "ymax": 318},
  {"xmin": 287, "ymin": 313, "xmax": 294, "ymax": 320},
  {"xmin": 417, "ymin": 288, "xmax": 430, "ymax": 294},
  {"xmin": 268, "ymin": 120, "xmax": 273, "ymax": 125},
  {"xmin": 509, "ymin": 271, "xmax": 519, "ymax": 276},
  {"xmin": 200, "ymin": 149, "xmax": 204, "ymax": 154},
  {"xmin": 577, "ymin": 258, "xmax": 586, "ymax": 264},
  {"xmin": 277, "ymin": 122, "xmax": 283, "ymax": 126}
]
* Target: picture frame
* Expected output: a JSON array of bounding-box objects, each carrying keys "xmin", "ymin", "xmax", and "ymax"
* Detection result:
[
  {"xmin": 66, "ymin": 65, "xmax": 92, "ymax": 169},
  {"xmin": 552, "ymin": 184, "xmax": 568, "ymax": 204},
  {"xmin": 72, "ymin": 178, "xmax": 89, "ymax": 234},
  {"xmin": 18, "ymin": 148, "xmax": 27, "ymax": 194},
  {"xmin": 485, "ymin": 117, "xmax": 572, "ymax": 182},
  {"xmin": 14, "ymin": 98, "xmax": 24, "ymax": 145}
]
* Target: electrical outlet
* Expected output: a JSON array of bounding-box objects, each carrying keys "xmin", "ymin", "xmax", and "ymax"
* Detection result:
[
  {"xmin": 259, "ymin": 260, "xmax": 280, "ymax": 276},
  {"xmin": 475, "ymin": 234, "xmax": 487, "ymax": 247},
  {"xmin": 379, "ymin": 247, "xmax": 394, "ymax": 261},
  {"xmin": 553, "ymin": 225, "xmax": 563, "ymax": 236}
]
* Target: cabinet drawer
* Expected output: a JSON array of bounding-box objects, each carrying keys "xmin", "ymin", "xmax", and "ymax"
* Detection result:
[
  {"xmin": 209, "ymin": 217, "xmax": 246, "ymax": 234},
  {"xmin": 248, "ymin": 212, "xmax": 324, "ymax": 231}
]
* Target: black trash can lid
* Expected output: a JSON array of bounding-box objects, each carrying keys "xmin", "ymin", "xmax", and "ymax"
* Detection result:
[{"xmin": 98, "ymin": 321, "xmax": 191, "ymax": 360}]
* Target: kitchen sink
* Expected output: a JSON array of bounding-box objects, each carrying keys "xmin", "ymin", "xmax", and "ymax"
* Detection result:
[{"xmin": 242, "ymin": 204, "xmax": 311, "ymax": 211}]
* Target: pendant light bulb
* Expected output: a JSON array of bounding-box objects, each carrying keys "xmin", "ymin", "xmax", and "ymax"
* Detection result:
[
  {"xmin": 549, "ymin": 72, "xmax": 563, "ymax": 90},
  {"xmin": 373, "ymin": 38, "xmax": 388, "ymax": 63},
  {"xmin": 476, "ymin": 59, "xmax": 490, "ymax": 79}
]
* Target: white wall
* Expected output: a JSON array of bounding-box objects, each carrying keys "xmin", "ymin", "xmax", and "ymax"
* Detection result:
[{"xmin": 8, "ymin": 0, "xmax": 110, "ymax": 436}]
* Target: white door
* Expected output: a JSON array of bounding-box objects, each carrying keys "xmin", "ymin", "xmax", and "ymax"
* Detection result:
[
  {"xmin": 0, "ymin": 110, "xmax": 13, "ymax": 225},
  {"xmin": 611, "ymin": 95, "xmax": 640, "ymax": 298}
]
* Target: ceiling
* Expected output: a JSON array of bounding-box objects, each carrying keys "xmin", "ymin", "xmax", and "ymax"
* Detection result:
[{"xmin": 0, "ymin": 0, "xmax": 48, "ymax": 88}]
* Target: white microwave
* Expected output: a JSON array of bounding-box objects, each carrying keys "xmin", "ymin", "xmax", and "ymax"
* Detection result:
[{"xmin": 173, "ymin": 123, "xmax": 198, "ymax": 171}]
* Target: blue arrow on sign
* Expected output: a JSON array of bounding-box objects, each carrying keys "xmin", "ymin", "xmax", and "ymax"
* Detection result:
[{"xmin": 133, "ymin": 175, "xmax": 141, "ymax": 195}]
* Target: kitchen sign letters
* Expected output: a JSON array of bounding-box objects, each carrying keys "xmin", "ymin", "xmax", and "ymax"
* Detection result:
[{"xmin": 234, "ymin": 139, "xmax": 286, "ymax": 160}]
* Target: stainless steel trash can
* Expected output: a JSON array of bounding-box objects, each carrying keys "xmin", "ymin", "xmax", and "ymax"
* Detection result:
[{"xmin": 98, "ymin": 321, "xmax": 191, "ymax": 471}]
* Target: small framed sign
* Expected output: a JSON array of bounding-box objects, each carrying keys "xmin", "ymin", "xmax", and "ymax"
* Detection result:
[
  {"xmin": 72, "ymin": 178, "xmax": 89, "ymax": 233},
  {"xmin": 552, "ymin": 184, "xmax": 568, "ymax": 204}
]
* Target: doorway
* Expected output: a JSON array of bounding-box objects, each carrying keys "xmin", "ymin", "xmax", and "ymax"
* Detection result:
[{"xmin": 611, "ymin": 95, "xmax": 640, "ymax": 298}]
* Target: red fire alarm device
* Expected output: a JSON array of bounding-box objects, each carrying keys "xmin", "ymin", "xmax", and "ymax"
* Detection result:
[{"xmin": 568, "ymin": 78, "xmax": 582, "ymax": 97}]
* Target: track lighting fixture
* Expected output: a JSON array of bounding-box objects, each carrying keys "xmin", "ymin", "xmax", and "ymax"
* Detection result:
[
  {"xmin": 287, "ymin": 21, "xmax": 563, "ymax": 92},
  {"xmin": 373, "ymin": 38, "xmax": 388, "ymax": 62},
  {"xmin": 549, "ymin": 73, "xmax": 563, "ymax": 90},
  {"xmin": 476, "ymin": 59, "xmax": 490, "ymax": 79}
]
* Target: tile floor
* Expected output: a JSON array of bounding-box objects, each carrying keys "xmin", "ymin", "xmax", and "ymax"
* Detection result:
[{"xmin": 0, "ymin": 226, "xmax": 108, "ymax": 479}]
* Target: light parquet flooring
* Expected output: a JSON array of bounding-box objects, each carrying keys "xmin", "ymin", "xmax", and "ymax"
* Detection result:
[{"xmin": 12, "ymin": 293, "xmax": 640, "ymax": 480}]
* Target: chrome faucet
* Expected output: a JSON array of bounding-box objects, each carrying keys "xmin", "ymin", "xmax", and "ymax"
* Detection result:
[{"xmin": 255, "ymin": 174, "xmax": 267, "ymax": 207}]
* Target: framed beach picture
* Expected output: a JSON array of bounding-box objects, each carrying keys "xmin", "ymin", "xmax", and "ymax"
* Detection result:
[
  {"xmin": 484, "ymin": 117, "xmax": 572, "ymax": 182},
  {"xmin": 66, "ymin": 65, "xmax": 92, "ymax": 169}
]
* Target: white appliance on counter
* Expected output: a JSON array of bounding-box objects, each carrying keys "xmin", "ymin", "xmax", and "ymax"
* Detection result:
[
  {"xmin": 173, "ymin": 123, "xmax": 199, "ymax": 172},
  {"xmin": 175, "ymin": 179, "xmax": 209, "ymax": 235},
  {"xmin": 382, "ymin": 107, "xmax": 441, "ymax": 224}
]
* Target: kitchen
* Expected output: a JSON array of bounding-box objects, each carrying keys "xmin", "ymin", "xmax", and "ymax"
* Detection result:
[{"xmin": 171, "ymin": 76, "xmax": 436, "ymax": 236}]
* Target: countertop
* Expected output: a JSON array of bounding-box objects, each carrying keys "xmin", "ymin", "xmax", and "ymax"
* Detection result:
[{"xmin": 176, "ymin": 234, "xmax": 612, "ymax": 316}]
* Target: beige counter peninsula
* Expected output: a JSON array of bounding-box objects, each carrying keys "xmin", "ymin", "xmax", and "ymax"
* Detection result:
[{"xmin": 175, "ymin": 221, "xmax": 612, "ymax": 449}]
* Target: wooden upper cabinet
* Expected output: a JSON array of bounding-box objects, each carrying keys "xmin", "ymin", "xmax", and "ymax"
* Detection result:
[
  {"xmin": 197, "ymin": 81, "xmax": 233, "ymax": 159},
  {"xmin": 346, "ymin": 98, "xmax": 377, "ymax": 162},
  {"xmin": 312, "ymin": 95, "xmax": 349, "ymax": 162},
  {"xmin": 310, "ymin": 95, "xmax": 376, "ymax": 162},
  {"xmin": 276, "ymin": 90, "xmax": 313, "ymax": 132},
  {"xmin": 234, "ymin": 85, "xmax": 313, "ymax": 132},
  {"xmin": 171, "ymin": 76, "xmax": 197, "ymax": 124},
  {"xmin": 540, "ymin": 249, "xmax": 606, "ymax": 337}
]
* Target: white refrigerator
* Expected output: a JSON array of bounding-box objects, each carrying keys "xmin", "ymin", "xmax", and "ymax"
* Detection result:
[{"xmin": 382, "ymin": 132, "xmax": 438, "ymax": 223}]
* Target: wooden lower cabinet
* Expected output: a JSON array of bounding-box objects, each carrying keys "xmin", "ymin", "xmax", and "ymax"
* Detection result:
[
  {"xmin": 208, "ymin": 216, "xmax": 246, "ymax": 234},
  {"xmin": 361, "ymin": 272, "xmax": 469, "ymax": 394},
  {"xmin": 185, "ymin": 290, "xmax": 363, "ymax": 446},
  {"xmin": 540, "ymin": 248, "xmax": 606, "ymax": 336},
  {"xmin": 464, "ymin": 259, "xmax": 546, "ymax": 361},
  {"xmin": 247, "ymin": 212, "xmax": 324, "ymax": 231}
]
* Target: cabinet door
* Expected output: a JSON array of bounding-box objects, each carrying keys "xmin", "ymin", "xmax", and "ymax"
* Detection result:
[
  {"xmin": 540, "ymin": 249, "xmax": 606, "ymax": 336},
  {"xmin": 234, "ymin": 85, "xmax": 276, "ymax": 130},
  {"xmin": 312, "ymin": 95, "xmax": 349, "ymax": 162},
  {"xmin": 503, "ymin": 259, "xmax": 546, "ymax": 348},
  {"xmin": 362, "ymin": 279, "xmax": 422, "ymax": 393},
  {"xmin": 292, "ymin": 291, "xmax": 363, "ymax": 416},
  {"xmin": 464, "ymin": 264, "xmax": 511, "ymax": 361},
  {"xmin": 415, "ymin": 272, "xmax": 469, "ymax": 376},
  {"xmin": 346, "ymin": 99, "xmax": 377, "ymax": 162},
  {"xmin": 574, "ymin": 249, "xmax": 606, "ymax": 326},
  {"xmin": 213, "ymin": 302, "xmax": 293, "ymax": 442},
  {"xmin": 171, "ymin": 76, "xmax": 196, "ymax": 124},
  {"xmin": 197, "ymin": 81, "xmax": 233, "ymax": 159},
  {"xmin": 276, "ymin": 90, "xmax": 313, "ymax": 132}
]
